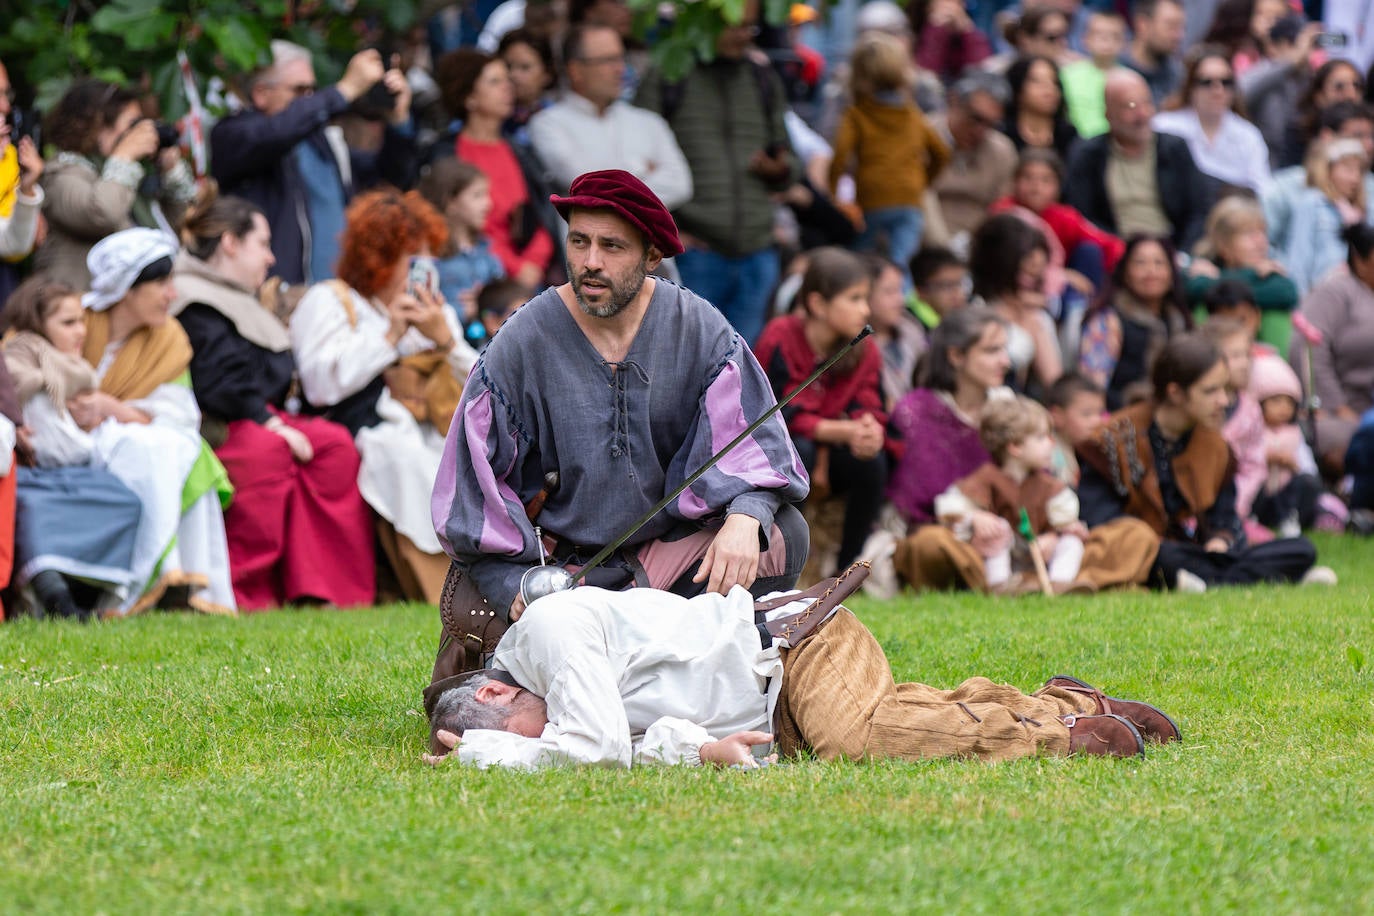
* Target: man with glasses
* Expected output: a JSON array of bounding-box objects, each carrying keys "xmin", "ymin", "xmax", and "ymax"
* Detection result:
[
  {"xmin": 210, "ymin": 42, "xmax": 415, "ymax": 285},
  {"xmin": 1119, "ymin": 0, "xmax": 1185, "ymax": 107},
  {"xmin": 927, "ymin": 71, "xmax": 1016, "ymax": 255},
  {"xmin": 1065, "ymin": 68, "xmax": 1210, "ymax": 253},
  {"xmin": 529, "ymin": 24, "xmax": 692, "ymax": 209}
]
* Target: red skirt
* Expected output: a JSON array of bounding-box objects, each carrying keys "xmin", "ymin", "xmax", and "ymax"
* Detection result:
[
  {"xmin": 0, "ymin": 463, "xmax": 15, "ymax": 620},
  {"xmin": 216, "ymin": 412, "xmax": 375, "ymax": 610}
]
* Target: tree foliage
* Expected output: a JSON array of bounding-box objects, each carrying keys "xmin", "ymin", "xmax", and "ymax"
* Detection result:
[
  {"xmin": 0, "ymin": 0, "xmax": 794, "ymax": 117},
  {"xmin": 0, "ymin": 0, "xmax": 419, "ymax": 117}
]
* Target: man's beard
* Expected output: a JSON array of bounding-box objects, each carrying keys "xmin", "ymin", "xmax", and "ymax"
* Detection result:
[{"xmin": 569, "ymin": 258, "xmax": 648, "ymax": 319}]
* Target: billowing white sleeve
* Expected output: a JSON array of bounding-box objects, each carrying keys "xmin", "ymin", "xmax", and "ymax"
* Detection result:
[
  {"xmin": 131, "ymin": 380, "xmax": 201, "ymax": 431},
  {"xmin": 1046, "ymin": 487, "xmax": 1080, "ymax": 530},
  {"xmin": 634, "ymin": 718, "xmax": 714, "ymax": 766},
  {"xmin": 290, "ymin": 284, "xmax": 399, "ymax": 407}
]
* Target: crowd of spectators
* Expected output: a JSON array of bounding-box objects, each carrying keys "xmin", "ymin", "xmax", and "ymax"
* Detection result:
[{"xmin": 0, "ymin": 0, "xmax": 1372, "ymax": 619}]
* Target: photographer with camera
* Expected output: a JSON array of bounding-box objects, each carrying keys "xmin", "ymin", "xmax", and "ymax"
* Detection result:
[
  {"xmin": 210, "ymin": 42, "xmax": 417, "ymax": 287},
  {"xmin": 34, "ymin": 79, "xmax": 196, "ymax": 289},
  {"xmin": 0, "ymin": 59, "xmax": 44, "ymax": 302}
]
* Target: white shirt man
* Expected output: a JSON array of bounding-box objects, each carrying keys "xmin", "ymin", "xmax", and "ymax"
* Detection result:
[{"xmin": 529, "ymin": 25, "xmax": 692, "ymax": 208}]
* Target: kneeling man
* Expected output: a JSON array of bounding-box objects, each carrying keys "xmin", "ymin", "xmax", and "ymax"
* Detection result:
[{"xmin": 423, "ymin": 574, "xmax": 1179, "ymax": 769}]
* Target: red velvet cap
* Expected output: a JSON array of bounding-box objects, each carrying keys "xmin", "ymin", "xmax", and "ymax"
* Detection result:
[{"xmin": 550, "ymin": 169, "xmax": 685, "ymax": 257}]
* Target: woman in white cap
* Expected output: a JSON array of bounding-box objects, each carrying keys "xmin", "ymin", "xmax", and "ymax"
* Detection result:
[{"xmin": 77, "ymin": 227, "xmax": 236, "ymax": 616}]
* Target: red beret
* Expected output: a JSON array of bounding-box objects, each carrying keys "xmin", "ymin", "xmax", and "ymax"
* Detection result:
[{"xmin": 550, "ymin": 169, "xmax": 685, "ymax": 257}]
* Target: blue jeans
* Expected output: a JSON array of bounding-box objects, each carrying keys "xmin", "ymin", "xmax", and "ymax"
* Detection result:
[
  {"xmin": 675, "ymin": 247, "xmax": 780, "ymax": 345},
  {"xmin": 857, "ymin": 206, "xmax": 924, "ymax": 287}
]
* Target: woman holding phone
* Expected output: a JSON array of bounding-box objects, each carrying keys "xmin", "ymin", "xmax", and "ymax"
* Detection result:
[{"xmin": 290, "ymin": 189, "xmax": 477, "ymax": 602}]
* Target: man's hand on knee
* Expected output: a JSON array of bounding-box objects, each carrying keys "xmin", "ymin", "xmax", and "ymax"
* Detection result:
[{"xmin": 693, "ymin": 514, "xmax": 762, "ymax": 595}]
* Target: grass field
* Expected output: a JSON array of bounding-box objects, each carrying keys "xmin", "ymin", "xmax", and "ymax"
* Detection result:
[{"xmin": 4, "ymin": 533, "xmax": 1374, "ymax": 914}]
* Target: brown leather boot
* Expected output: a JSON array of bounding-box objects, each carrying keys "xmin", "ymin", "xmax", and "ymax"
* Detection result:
[
  {"xmin": 1046, "ymin": 675, "xmax": 1181, "ymax": 744},
  {"xmin": 1063, "ymin": 714, "xmax": 1145, "ymax": 757}
]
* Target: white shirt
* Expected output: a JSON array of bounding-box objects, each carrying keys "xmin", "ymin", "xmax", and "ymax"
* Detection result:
[
  {"xmin": 527, "ymin": 93, "xmax": 694, "ymax": 209},
  {"xmin": 457, "ymin": 585, "xmax": 802, "ymax": 770},
  {"xmin": 288, "ymin": 282, "xmax": 474, "ymax": 409},
  {"xmin": 1151, "ymin": 109, "xmax": 1271, "ymax": 194}
]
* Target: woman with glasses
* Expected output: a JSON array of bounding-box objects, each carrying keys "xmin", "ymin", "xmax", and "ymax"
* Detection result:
[{"xmin": 1152, "ymin": 44, "xmax": 1271, "ymax": 195}]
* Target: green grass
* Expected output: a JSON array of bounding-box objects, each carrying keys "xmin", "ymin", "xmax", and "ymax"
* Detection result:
[{"xmin": 4, "ymin": 534, "xmax": 1374, "ymax": 914}]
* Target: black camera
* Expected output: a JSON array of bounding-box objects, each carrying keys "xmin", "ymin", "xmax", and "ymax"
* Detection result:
[{"xmin": 155, "ymin": 121, "xmax": 180, "ymax": 150}]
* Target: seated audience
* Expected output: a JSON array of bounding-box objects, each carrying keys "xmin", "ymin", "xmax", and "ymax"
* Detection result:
[
  {"xmin": 1205, "ymin": 314, "xmax": 1275, "ymax": 542},
  {"xmin": 1261, "ymin": 100, "xmax": 1374, "ymax": 256},
  {"xmin": 969, "ymin": 214, "xmax": 1061, "ymax": 395},
  {"xmin": 1001, "ymin": 55, "xmax": 1079, "ymax": 162},
  {"xmin": 1186, "ymin": 196, "xmax": 1298, "ymax": 346},
  {"xmin": 907, "ymin": 245, "xmax": 968, "ymax": 333},
  {"xmin": 1250, "ymin": 352, "xmax": 1342, "ymax": 533},
  {"xmin": 289, "ymin": 189, "xmax": 478, "ymax": 604},
  {"xmin": 1046, "ymin": 372, "xmax": 1107, "ymax": 486},
  {"xmin": 1238, "ymin": 14, "xmax": 1319, "ymax": 170},
  {"xmin": 1289, "ymin": 224, "xmax": 1374, "ymax": 476},
  {"xmin": 865, "ymin": 254, "xmax": 924, "ymax": 410},
  {"xmin": 928, "ymin": 72, "xmax": 1017, "ymax": 252},
  {"xmin": 416, "ymin": 159, "xmax": 505, "ymax": 324},
  {"xmin": 1078, "ymin": 333, "xmax": 1331, "ymax": 591},
  {"xmin": 2, "ymin": 278, "xmax": 144, "ymax": 620},
  {"xmin": 172, "ymin": 192, "xmax": 376, "ymax": 611},
  {"xmin": 1286, "ymin": 139, "xmax": 1370, "ymax": 294},
  {"xmin": 436, "ymin": 48, "xmax": 556, "ymax": 289},
  {"xmin": 1152, "ymin": 44, "xmax": 1271, "ymax": 195},
  {"xmin": 889, "ymin": 306, "xmax": 1010, "ymax": 535},
  {"xmin": 470, "ymin": 277, "xmax": 528, "ymax": 351},
  {"xmin": 36, "ymin": 80, "xmax": 197, "ymax": 290},
  {"xmin": 1065, "ymin": 68, "xmax": 1211, "ymax": 254},
  {"xmin": 1060, "ymin": 10, "xmax": 1128, "ymax": 138},
  {"xmin": 80, "ymin": 228, "xmax": 237, "ymax": 615},
  {"xmin": 932, "ymin": 395, "xmax": 1090, "ymax": 593},
  {"xmin": 1079, "ymin": 235, "xmax": 1191, "ymax": 410},
  {"xmin": 754, "ymin": 248, "xmax": 887, "ymax": 570},
  {"xmin": 1119, "ymin": 0, "xmax": 1186, "ymax": 106}
]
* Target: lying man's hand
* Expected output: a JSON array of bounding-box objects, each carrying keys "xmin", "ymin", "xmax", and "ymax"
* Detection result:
[
  {"xmin": 700, "ymin": 731, "xmax": 776, "ymax": 767},
  {"xmin": 421, "ymin": 729, "xmax": 462, "ymax": 766},
  {"xmin": 693, "ymin": 514, "xmax": 762, "ymax": 595}
]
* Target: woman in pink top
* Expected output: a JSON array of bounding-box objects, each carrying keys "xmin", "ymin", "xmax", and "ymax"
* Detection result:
[{"xmin": 437, "ymin": 49, "xmax": 554, "ymax": 289}]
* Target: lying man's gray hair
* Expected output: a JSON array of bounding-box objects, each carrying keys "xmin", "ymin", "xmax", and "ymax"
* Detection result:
[{"xmin": 430, "ymin": 675, "xmax": 511, "ymax": 738}]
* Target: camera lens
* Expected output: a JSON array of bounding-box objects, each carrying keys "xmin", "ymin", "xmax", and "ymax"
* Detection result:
[{"xmin": 155, "ymin": 121, "xmax": 180, "ymax": 150}]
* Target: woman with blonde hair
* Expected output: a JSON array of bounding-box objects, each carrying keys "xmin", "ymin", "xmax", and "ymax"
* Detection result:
[
  {"xmin": 289, "ymin": 189, "xmax": 478, "ymax": 602},
  {"xmin": 1285, "ymin": 138, "xmax": 1371, "ymax": 294},
  {"xmin": 1185, "ymin": 195, "xmax": 1297, "ymax": 347}
]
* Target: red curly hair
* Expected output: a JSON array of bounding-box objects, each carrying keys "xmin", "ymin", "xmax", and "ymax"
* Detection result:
[{"xmin": 336, "ymin": 189, "xmax": 450, "ymax": 298}]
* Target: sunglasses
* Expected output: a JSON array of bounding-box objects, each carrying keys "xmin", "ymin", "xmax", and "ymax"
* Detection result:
[{"xmin": 1196, "ymin": 77, "xmax": 1235, "ymax": 90}]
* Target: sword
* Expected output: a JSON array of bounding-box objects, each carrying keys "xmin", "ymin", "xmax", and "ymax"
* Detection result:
[{"xmin": 519, "ymin": 325, "xmax": 874, "ymax": 604}]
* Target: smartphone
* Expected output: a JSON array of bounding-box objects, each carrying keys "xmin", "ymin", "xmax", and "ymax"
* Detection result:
[
  {"xmin": 9, "ymin": 108, "xmax": 40, "ymax": 148},
  {"xmin": 407, "ymin": 256, "xmax": 442, "ymax": 299},
  {"xmin": 1314, "ymin": 32, "xmax": 1349, "ymax": 48}
]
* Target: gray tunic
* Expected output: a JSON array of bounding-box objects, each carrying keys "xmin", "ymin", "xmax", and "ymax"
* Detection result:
[{"xmin": 432, "ymin": 280, "xmax": 810, "ymax": 611}]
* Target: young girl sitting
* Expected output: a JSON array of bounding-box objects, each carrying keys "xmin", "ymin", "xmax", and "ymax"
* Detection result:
[
  {"xmin": 753, "ymin": 247, "xmax": 888, "ymax": 570},
  {"xmin": 935, "ymin": 395, "xmax": 1089, "ymax": 593},
  {"xmin": 829, "ymin": 31, "xmax": 950, "ymax": 280},
  {"xmin": 1287, "ymin": 139, "xmax": 1371, "ymax": 294},
  {"xmin": 2, "ymin": 278, "xmax": 145, "ymax": 619},
  {"xmin": 1249, "ymin": 354, "xmax": 1343, "ymax": 534},
  {"xmin": 417, "ymin": 158, "xmax": 506, "ymax": 330}
]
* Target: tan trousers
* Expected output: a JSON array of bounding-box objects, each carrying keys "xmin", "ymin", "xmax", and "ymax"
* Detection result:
[
  {"xmin": 774, "ymin": 609, "xmax": 1096, "ymax": 762},
  {"xmin": 893, "ymin": 518, "xmax": 1159, "ymax": 593}
]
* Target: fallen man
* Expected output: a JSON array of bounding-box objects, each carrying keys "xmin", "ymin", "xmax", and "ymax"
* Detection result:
[{"xmin": 422, "ymin": 567, "xmax": 1180, "ymax": 769}]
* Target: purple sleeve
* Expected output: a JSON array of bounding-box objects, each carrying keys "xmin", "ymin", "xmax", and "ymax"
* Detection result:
[
  {"xmin": 668, "ymin": 338, "xmax": 809, "ymax": 534},
  {"xmin": 431, "ymin": 369, "xmax": 540, "ymax": 613}
]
